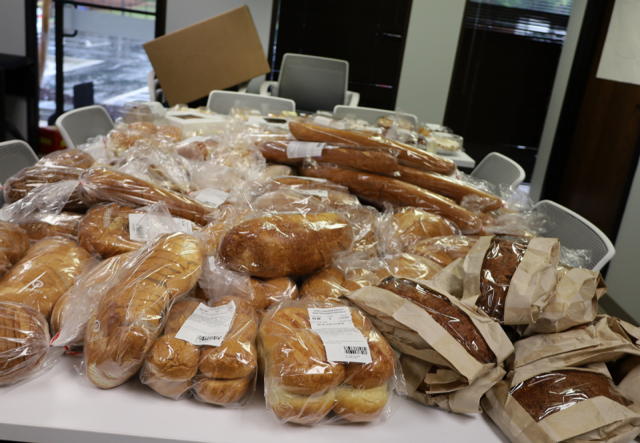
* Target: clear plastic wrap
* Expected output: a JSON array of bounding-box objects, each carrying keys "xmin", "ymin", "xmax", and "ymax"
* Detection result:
[
  {"xmin": 258, "ymin": 300, "xmax": 404, "ymax": 424},
  {"xmin": 261, "ymin": 164, "xmax": 295, "ymax": 179},
  {"xmin": 140, "ymin": 296, "xmax": 259, "ymax": 407},
  {"xmin": 18, "ymin": 212, "xmax": 83, "ymax": 243},
  {"xmin": 120, "ymin": 101, "xmax": 167, "ymax": 124},
  {"xmin": 83, "ymin": 232, "xmax": 203, "ymax": 389},
  {"xmin": 0, "ymin": 179, "xmax": 79, "ymax": 225},
  {"xmin": 37, "ymin": 149, "xmax": 95, "ymax": 169},
  {"xmin": 0, "ymin": 302, "xmax": 51, "ymax": 386},
  {"xmin": 79, "ymin": 167, "xmax": 211, "ymax": 224},
  {"xmin": 0, "ymin": 237, "xmax": 95, "ymax": 320},
  {"xmin": 77, "ymin": 203, "xmax": 145, "ymax": 258},
  {"xmin": 405, "ymin": 235, "xmax": 480, "ymax": 267},
  {"xmin": 0, "ymin": 221, "xmax": 29, "ymax": 277},
  {"xmin": 289, "ymin": 121, "xmax": 455, "ymax": 175},
  {"xmin": 49, "ymin": 252, "xmax": 133, "ymax": 346},
  {"xmin": 257, "ymin": 140, "xmax": 400, "ymax": 175},
  {"xmin": 300, "ymin": 161, "xmax": 483, "ymax": 234},
  {"xmin": 218, "ymin": 212, "xmax": 353, "ymax": 279},
  {"xmin": 4, "ymin": 165, "xmax": 86, "ymax": 211}
]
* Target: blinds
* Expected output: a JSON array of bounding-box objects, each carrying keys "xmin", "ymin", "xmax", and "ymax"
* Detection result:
[{"xmin": 466, "ymin": 0, "xmax": 572, "ymax": 43}]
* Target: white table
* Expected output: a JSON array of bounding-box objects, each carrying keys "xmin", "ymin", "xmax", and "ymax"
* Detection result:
[
  {"xmin": 0, "ymin": 357, "xmax": 509, "ymax": 443},
  {"xmin": 439, "ymin": 149, "xmax": 476, "ymax": 169}
]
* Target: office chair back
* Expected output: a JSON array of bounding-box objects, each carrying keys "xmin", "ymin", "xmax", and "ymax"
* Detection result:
[
  {"xmin": 333, "ymin": 105, "xmax": 419, "ymax": 128},
  {"xmin": 533, "ymin": 200, "xmax": 615, "ymax": 272},
  {"xmin": 278, "ymin": 54, "xmax": 348, "ymax": 113},
  {"xmin": 56, "ymin": 105, "xmax": 115, "ymax": 150},
  {"xmin": 470, "ymin": 152, "xmax": 526, "ymax": 188},
  {"xmin": 207, "ymin": 90, "xmax": 295, "ymax": 115},
  {"xmin": 0, "ymin": 140, "xmax": 39, "ymax": 206}
]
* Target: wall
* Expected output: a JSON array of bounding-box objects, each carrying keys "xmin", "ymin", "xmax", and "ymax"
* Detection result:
[
  {"xmin": 395, "ymin": 0, "xmax": 466, "ymax": 124},
  {"xmin": 529, "ymin": 0, "xmax": 587, "ymax": 202},
  {"xmin": 165, "ymin": 0, "xmax": 273, "ymax": 92}
]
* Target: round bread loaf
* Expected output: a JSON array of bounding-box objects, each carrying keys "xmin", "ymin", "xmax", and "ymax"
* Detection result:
[
  {"xmin": 198, "ymin": 341, "xmax": 257, "ymax": 379},
  {"xmin": 145, "ymin": 333, "xmax": 200, "ymax": 381},
  {"xmin": 143, "ymin": 372, "xmax": 192, "ymax": 399},
  {"xmin": 164, "ymin": 299, "xmax": 201, "ymax": 335},
  {"xmin": 193, "ymin": 375, "xmax": 252, "ymax": 405},
  {"xmin": 78, "ymin": 203, "xmax": 144, "ymax": 258},
  {"xmin": 334, "ymin": 384, "xmax": 389, "ymax": 422},
  {"xmin": 0, "ymin": 302, "xmax": 50, "ymax": 385},
  {"xmin": 344, "ymin": 330, "xmax": 396, "ymax": 389},
  {"xmin": 267, "ymin": 386, "xmax": 336, "ymax": 425}
]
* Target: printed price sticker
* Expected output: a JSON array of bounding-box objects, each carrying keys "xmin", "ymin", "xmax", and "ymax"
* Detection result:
[
  {"xmin": 308, "ymin": 307, "xmax": 372, "ymax": 364},
  {"xmin": 175, "ymin": 302, "xmax": 236, "ymax": 346},
  {"xmin": 129, "ymin": 213, "xmax": 192, "ymax": 242},
  {"xmin": 313, "ymin": 116, "xmax": 334, "ymax": 126},
  {"xmin": 195, "ymin": 188, "xmax": 229, "ymax": 207},
  {"xmin": 286, "ymin": 141, "xmax": 325, "ymax": 159}
]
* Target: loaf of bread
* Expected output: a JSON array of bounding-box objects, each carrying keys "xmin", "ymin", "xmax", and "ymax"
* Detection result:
[
  {"xmin": 84, "ymin": 232, "xmax": 203, "ymax": 389},
  {"xmin": 478, "ymin": 235, "xmax": 530, "ymax": 321},
  {"xmin": 377, "ymin": 277, "xmax": 495, "ymax": 364},
  {"xmin": 510, "ymin": 370, "xmax": 631, "ymax": 422},
  {"xmin": 49, "ymin": 252, "xmax": 132, "ymax": 342},
  {"xmin": 258, "ymin": 140, "xmax": 399, "ymax": 174},
  {"xmin": 259, "ymin": 301, "xmax": 396, "ymax": 424},
  {"xmin": 4, "ymin": 165, "xmax": 86, "ymax": 211},
  {"xmin": 301, "ymin": 162, "xmax": 482, "ymax": 234},
  {"xmin": 0, "ymin": 221, "xmax": 29, "ymax": 277},
  {"xmin": 19, "ymin": 213, "xmax": 83, "ymax": 242},
  {"xmin": 406, "ymin": 235, "xmax": 479, "ymax": 267},
  {"xmin": 289, "ymin": 121, "xmax": 455, "ymax": 175},
  {"xmin": 0, "ymin": 302, "xmax": 50, "ymax": 386},
  {"xmin": 392, "ymin": 166, "xmax": 502, "ymax": 210},
  {"xmin": 142, "ymin": 296, "xmax": 259, "ymax": 405},
  {"xmin": 78, "ymin": 203, "xmax": 145, "ymax": 258},
  {"xmin": 390, "ymin": 207, "xmax": 458, "ymax": 249},
  {"xmin": 219, "ymin": 213, "xmax": 353, "ymax": 278},
  {"xmin": 0, "ymin": 237, "xmax": 93, "ymax": 320},
  {"xmin": 78, "ymin": 167, "xmax": 210, "ymax": 224},
  {"xmin": 37, "ymin": 149, "xmax": 94, "ymax": 169}
]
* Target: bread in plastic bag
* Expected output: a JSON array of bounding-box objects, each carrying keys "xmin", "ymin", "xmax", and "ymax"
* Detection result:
[
  {"xmin": 219, "ymin": 212, "xmax": 353, "ymax": 278},
  {"xmin": 19, "ymin": 212, "xmax": 83, "ymax": 243},
  {"xmin": 259, "ymin": 300, "xmax": 404, "ymax": 424},
  {"xmin": 141, "ymin": 296, "xmax": 259, "ymax": 407},
  {"xmin": 405, "ymin": 235, "xmax": 479, "ymax": 267},
  {"xmin": 379, "ymin": 206, "xmax": 460, "ymax": 252},
  {"xmin": 83, "ymin": 232, "xmax": 203, "ymax": 389},
  {"xmin": 0, "ymin": 236, "xmax": 95, "ymax": 320},
  {"xmin": 4, "ymin": 166, "xmax": 87, "ymax": 211},
  {"xmin": 79, "ymin": 167, "xmax": 211, "ymax": 224},
  {"xmin": 0, "ymin": 221, "xmax": 29, "ymax": 277},
  {"xmin": 37, "ymin": 149, "xmax": 95, "ymax": 169},
  {"xmin": 78, "ymin": 203, "xmax": 146, "ymax": 258},
  {"xmin": 0, "ymin": 301, "xmax": 51, "ymax": 386}
]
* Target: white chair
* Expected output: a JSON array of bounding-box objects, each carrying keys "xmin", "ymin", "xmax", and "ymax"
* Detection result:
[
  {"xmin": 206, "ymin": 90, "xmax": 295, "ymax": 115},
  {"xmin": 470, "ymin": 152, "xmax": 526, "ymax": 188},
  {"xmin": 533, "ymin": 200, "xmax": 615, "ymax": 272},
  {"xmin": 333, "ymin": 105, "xmax": 418, "ymax": 128},
  {"xmin": 0, "ymin": 140, "xmax": 38, "ymax": 206},
  {"xmin": 260, "ymin": 54, "xmax": 360, "ymax": 113},
  {"xmin": 56, "ymin": 105, "xmax": 115, "ymax": 150}
]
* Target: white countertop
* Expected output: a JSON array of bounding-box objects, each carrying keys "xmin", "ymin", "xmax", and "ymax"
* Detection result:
[{"xmin": 0, "ymin": 356, "xmax": 509, "ymax": 443}]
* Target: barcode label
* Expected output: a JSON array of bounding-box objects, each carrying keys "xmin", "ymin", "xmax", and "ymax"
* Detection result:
[
  {"xmin": 175, "ymin": 301, "xmax": 236, "ymax": 346},
  {"xmin": 344, "ymin": 346, "xmax": 368, "ymax": 355},
  {"xmin": 308, "ymin": 307, "xmax": 372, "ymax": 364},
  {"xmin": 195, "ymin": 188, "xmax": 229, "ymax": 207},
  {"xmin": 129, "ymin": 213, "xmax": 191, "ymax": 242}
]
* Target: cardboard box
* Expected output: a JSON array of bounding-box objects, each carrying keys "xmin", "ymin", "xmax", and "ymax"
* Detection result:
[{"xmin": 143, "ymin": 5, "xmax": 270, "ymax": 106}]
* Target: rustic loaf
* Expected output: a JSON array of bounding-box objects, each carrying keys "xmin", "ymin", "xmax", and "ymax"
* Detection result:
[
  {"xmin": 78, "ymin": 203, "xmax": 144, "ymax": 258},
  {"xmin": 19, "ymin": 213, "xmax": 83, "ymax": 242},
  {"xmin": 0, "ymin": 221, "xmax": 29, "ymax": 277}
]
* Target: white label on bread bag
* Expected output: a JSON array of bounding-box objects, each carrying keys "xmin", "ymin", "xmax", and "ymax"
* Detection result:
[
  {"xmin": 313, "ymin": 116, "xmax": 333, "ymax": 126},
  {"xmin": 195, "ymin": 188, "xmax": 229, "ymax": 207},
  {"xmin": 129, "ymin": 213, "xmax": 191, "ymax": 242},
  {"xmin": 308, "ymin": 307, "xmax": 372, "ymax": 364},
  {"xmin": 286, "ymin": 142, "xmax": 325, "ymax": 159},
  {"xmin": 298, "ymin": 189, "xmax": 329, "ymax": 198},
  {"xmin": 176, "ymin": 301, "xmax": 236, "ymax": 346}
]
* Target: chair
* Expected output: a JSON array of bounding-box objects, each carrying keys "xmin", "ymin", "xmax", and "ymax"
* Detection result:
[
  {"xmin": 333, "ymin": 105, "xmax": 418, "ymax": 128},
  {"xmin": 532, "ymin": 200, "xmax": 615, "ymax": 271},
  {"xmin": 0, "ymin": 140, "xmax": 38, "ymax": 206},
  {"xmin": 55, "ymin": 105, "xmax": 115, "ymax": 150},
  {"xmin": 206, "ymin": 90, "xmax": 295, "ymax": 115},
  {"xmin": 260, "ymin": 54, "xmax": 360, "ymax": 113},
  {"xmin": 470, "ymin": 152, "xmax": 526, "ymax": 188}
]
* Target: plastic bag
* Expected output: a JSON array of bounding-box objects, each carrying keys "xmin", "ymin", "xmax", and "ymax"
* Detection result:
[
  {"xmin": 405, "ymin": 235, "xmax": 480, "ymax": 267},
  {"xmin": 0, "ymin": 179, "xmax": 79, "ymax": 225},
  {"xmin": 0, "ymin": 221, "xmax": 29, "ymax": 277},
  {"xmin": 0, "ymin": 236, "xmax": 95, "ymax": 320},
  {"xmin": 259, "ymin": 300, "xmax": 404, "ymax": 424},
  {"xmin": 18, "ymin": 212, "xmax": 83, "ymax": 243},
  {"xmin": 4, "ymin": 165, "xmax": 86, "ymax": 211},
  {"xmin": 140, "ymin": 296, "xmax": 259, "ymax": 407},
  {"xmin": 83, "ymin": 232, "xmax": 203, "ymax": 389}
]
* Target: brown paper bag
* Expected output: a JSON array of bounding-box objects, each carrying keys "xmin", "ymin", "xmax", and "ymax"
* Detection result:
[
  {"xmin": 482, "ymin": 366, "xmax": 640, "ymax": 443},
  {"xmin": 346, "ymin": 278, "xmax": 513, "ymax": 389},
  {"xmin": 516, "ymin": 266, "xmax": 606, "ymax": 336},
  {"xmin": 462, "ymin": 235, "xmax": 560, "ymax": 325}
]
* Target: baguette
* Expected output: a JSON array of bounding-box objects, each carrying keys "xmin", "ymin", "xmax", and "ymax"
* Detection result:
[
  {"xmin": 219, "ymin": 213, "xmax": 353, "ymax": 278},
  {"xmin": 392, "ymin": 166, "xmax": 502, "ymax": 210},
  {"xmin": 84, "ymin": 232, "xmax": 203, "ymax": 389},
  {"xmin": 258, "ymin": 140, "xmax": 399, "ymax": 174},
  {"xmin": 0, "ymin": 237, "xmax": 93, "ymax": 319},
  {"xmin": 301, "ymin": 162, "xmax": 482, "ymax": 234},
  {"xmin": 289, "ymin": 121, "xmax": 455, "ymax": 175}
]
